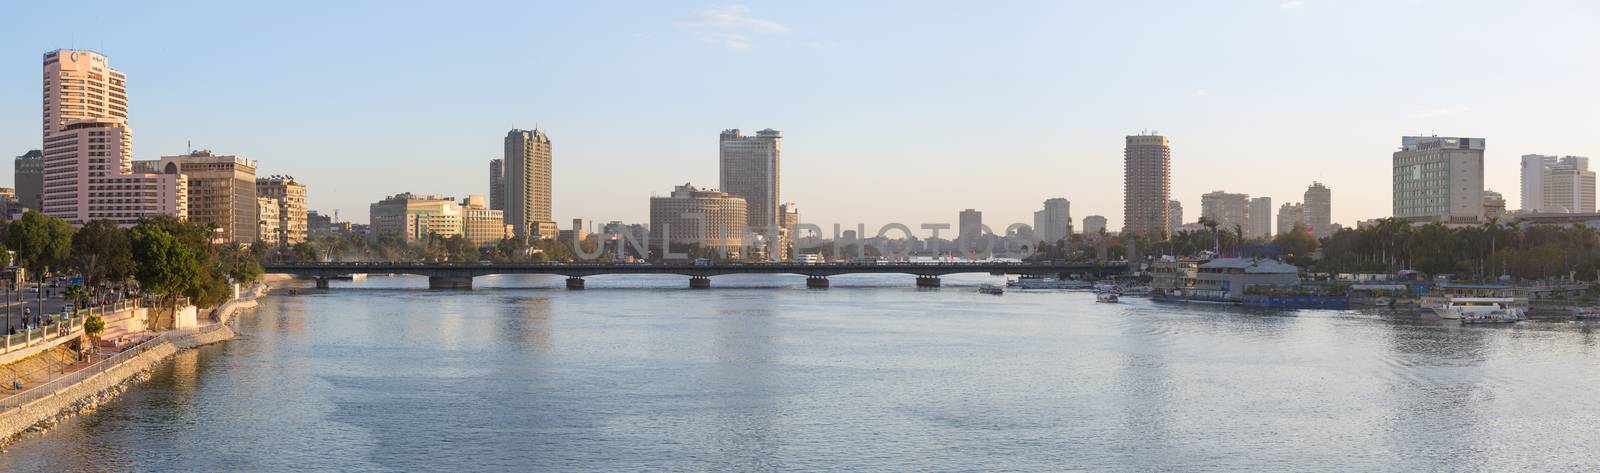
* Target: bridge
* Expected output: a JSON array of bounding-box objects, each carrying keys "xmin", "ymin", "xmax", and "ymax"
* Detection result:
[{"xmin": 261, "ymin": 261, "xmax": 1130, "ymax": 290}]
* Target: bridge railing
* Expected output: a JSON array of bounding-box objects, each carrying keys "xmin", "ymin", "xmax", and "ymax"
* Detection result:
[{"xmin": 264, "ymin": 261, "xmax": 1129, "ymax": 269}]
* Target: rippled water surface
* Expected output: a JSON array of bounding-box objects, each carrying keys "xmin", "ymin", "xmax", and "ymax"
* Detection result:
[{"xmin": 5, "ymin": 273, "xmax": 1600, "ymax": 471}]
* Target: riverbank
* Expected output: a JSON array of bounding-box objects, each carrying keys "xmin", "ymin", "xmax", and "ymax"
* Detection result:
[{"xmin": 0, "ymin": 282, "xmax": 269, "ymax": 446}]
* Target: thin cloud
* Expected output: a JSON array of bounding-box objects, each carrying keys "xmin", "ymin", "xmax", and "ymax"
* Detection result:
[
  {"xmin": 1418, "ymin": 105, "xmax": 1471, "ymax": 118},
  {"xmin": 677, "ymin": 5, "xmax": 787, "ymax": 33},
  {"xmin": 676, "ymin": 5, "xmax": 786, "ymax": 50},
  {"xmin": 1281, "ymin": 0, "xmax": 1306, "ymax": 9},
  {"xmin": 1194, "ymin": 89, "xmax": 1211, "ymax": 97},
  {"xmin": 694, "ymin": 32, "xmax": 753, "ymax": 51}
]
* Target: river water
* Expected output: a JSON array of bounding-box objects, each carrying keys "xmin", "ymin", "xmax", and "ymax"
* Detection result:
[{"xmin": 4, "ymin": 274, "xmax": 1600, "ymax": 471}]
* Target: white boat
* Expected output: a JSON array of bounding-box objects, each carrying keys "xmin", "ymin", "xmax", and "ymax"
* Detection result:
[
  {"xmin": 1373, "ymin": 297, "xmax": 1393, "ymax": 307},
  {"xmin": 978, "ymin": 284, "xmax": 1004, "ymax": 295},
  {"xmin": 1006, "ymin": 277, "xmax": 1091, "ymax": 290},
  {"xmin": 1096, "ymin": 291, "xmax": 1120, "ymax": 303},
  {"xmin": 1118, "ymin": 285, "xmax": 1152, "ymax": 297},
  {"xmin": 1571, "ymin": 307, "xmax": 1600, "ymax": 320},
  {"xmin": 1461, "ymin": 310, "xmax": 1521, "ymax": 324},
  {"xmin": 1433, "ymin": 297, "xmax": 1524, "ymax": 322},
  {"xmin": 1421, "ymin": 285, "xmax": 1526, "ymax": 315}
]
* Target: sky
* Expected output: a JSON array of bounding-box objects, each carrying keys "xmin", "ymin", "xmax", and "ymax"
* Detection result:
[{"xmin": 1, "ymin": 1, "xmax": 1597, "ymax": 234}]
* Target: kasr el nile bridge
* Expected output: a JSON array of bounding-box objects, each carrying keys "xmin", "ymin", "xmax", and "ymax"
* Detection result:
[{"xmin": 262, "ymin": 261, "xmax": 1131, "ymax": 290}]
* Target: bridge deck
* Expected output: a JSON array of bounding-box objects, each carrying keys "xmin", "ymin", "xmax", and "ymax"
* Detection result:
[{"xmin": 262, "ymin": 262, "xmax": 1129, "ymax": 279}]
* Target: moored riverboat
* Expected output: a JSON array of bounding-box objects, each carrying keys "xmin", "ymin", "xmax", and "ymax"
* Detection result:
[
  {"xmin": 1436, "ymin": 297, "xmax": 1525, "ymax": 322},
  {"xmin": 1006, "ymin": 277, "xmax": 1091, "ymax": 290},
  {"xmin": 1572, "ymin": 307, "xmax": 1600, "ymax": 320}
]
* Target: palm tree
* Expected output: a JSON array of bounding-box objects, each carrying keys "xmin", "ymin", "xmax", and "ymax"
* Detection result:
[
  {"xmin": 64, "ymin": 284, "xmax": 89, "ymax": 314},
  {"xmin": 81, "ymin": 314, "xmax": 104, "ymax": 361},
  {"xmin": 1199, "ymin": 217, "xmax": 1220, "ymax": 254}
]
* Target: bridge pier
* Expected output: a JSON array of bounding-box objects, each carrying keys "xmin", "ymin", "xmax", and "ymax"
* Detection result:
[
  {"xmin": 566, "ymin": 277, "xmax": 585, "ymax": 290},
  {"xmin": 915, "ymin": 275, "xmax": 941, "ymax": 288},
  {"xmin": 805, "ymin": 276, "xmax": 829, "ymax": 289},
  {"xmin": 689, "ymin": 276, "xmax": 711, "ymax": 289},
  {"xmin": 314, "ymin": 277, "xmax": 331, "ymax": 289},
  {"xmin": 428, "ymin": 276, "xmax": 473, "ymax": 290}
]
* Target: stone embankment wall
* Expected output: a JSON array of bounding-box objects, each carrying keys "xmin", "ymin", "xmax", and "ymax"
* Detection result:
[
  {"xmin": 0, "ymin": 333, "xmax": 181, "ymax": 442},
  {"xmin": 0, "ymin": 282, "xmax": 268, "ymax": 444}
]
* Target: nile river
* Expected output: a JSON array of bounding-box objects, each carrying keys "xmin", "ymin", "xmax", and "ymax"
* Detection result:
[{"xmin": 4, "ymin": 274, "xmax": 1600, "ymax": 471}]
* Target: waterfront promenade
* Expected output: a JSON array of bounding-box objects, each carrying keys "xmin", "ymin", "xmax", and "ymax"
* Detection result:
[{"xmin": 0, "ymin": 282, "xmax": 267, "ymax": 443}]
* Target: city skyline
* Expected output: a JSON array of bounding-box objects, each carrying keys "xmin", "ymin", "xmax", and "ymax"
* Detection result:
[{"xmin": 1, "ymin": 2, "xmax": 1597, "ymax": 230}]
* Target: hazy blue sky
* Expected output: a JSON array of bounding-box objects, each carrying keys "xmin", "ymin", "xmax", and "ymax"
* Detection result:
[{"xmin": 1, "ymin": 1, "xmax": 1596, "ymax": 232}]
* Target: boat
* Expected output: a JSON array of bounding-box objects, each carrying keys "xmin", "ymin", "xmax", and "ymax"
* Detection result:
[
  {"xmin": 1433, "ymin": 297, "xmax": 1525, "ymax": 322},
  {"xmin": 1373, "ymin": 297, "xmax": 1393, "ymax": 307},
  {"xmin": 1118, "ymin": 285, "xmax": 1152, "ymax": 297},
  {"xmin": 1421, "ymin": 284, "xmax": 1526, "ymax": 315},
  {"xmin": 1461, "ymin": 310, "xmax": 1521, "ymax": 324},
  {"xmin": 1006, "ymin": 277, "xmax": 1091, "ymax": 290},
  {"xmin": 1096, "ymin": 291, "xmax": 1120, "ymax": 303},
  {"xmin": 978, "ymin": 284, "xmax": 1005, "ymax": 295},
  {"xmin": 1571, "ymin": 307, "xmax": 1600, "ymax": 320}
]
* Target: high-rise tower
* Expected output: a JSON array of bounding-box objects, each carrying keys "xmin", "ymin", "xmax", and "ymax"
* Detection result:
[
  {"xmin": 1123, "ymin": 134, "xmax": 1171, "ymax": 238},
  {"xmin": 1304, "ymin": 182, "xmax": 1332, "ymax": 235},
  {"xmin": 504, "ymin": 129, "xmax": 555, "ymax": 239},
  {"xmin": 13, "ymin": 150, "xmax": 43, "ymax": 211},
  {"xmin": 1393, "ymin": 136, "xmax": 1483, "ymax": 223},
  {"xmin": 41, "ymin": 49, "xmax": 185, "ymax": 226},
  {"xmin": 719, "ymin": 128, "xmax": 781, "ymax": 233},
  {"xmin": 1032, "ymin": 198, "xmax": 1073, "ymax": 243},
  {"xmin": 488, "ymin": 158, "xmax": 505, "ymax": 211},
  {"xmin": 1520, "ymin": 154, "xmax": 1593, "ymax": 213},
  {"xmin": 1248, "ymin": 197, "xmax": 1273, "ymax": 239}
]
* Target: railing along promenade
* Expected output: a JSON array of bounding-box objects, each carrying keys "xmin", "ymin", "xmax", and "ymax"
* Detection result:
[
  {"xmin": 0, "ymin": 285, "xmax": 263, "ymax": 411},
  {"xmin": 0, "ymin": 300, "xmax": 139, "ymax": 357},
  {"xmin": 262, "ymin": 261, "xmax": 1131, "ymax": 289}
]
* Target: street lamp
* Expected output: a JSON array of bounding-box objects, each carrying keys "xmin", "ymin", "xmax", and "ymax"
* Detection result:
[{"xmin": 36, "ymin": 266, "xmax": 46, "ymax": 328}]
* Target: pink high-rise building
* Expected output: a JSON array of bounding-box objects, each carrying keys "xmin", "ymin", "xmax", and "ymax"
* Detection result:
[{"xmin": 41, "ymin": 49, "xmax": 185, "ymax": 226}]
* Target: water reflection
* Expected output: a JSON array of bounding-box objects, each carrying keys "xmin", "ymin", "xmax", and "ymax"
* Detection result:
[
  {"xmin": 1111, "ymin": 312, "xmax": 1180, "ymax": 469},
  {"xmin": 709, "ymin": 293, "xmax": 781, "ymax": 470},
  {"xmin": 497, "ymin": 295, "xmax": 552, "ymax": 354}
]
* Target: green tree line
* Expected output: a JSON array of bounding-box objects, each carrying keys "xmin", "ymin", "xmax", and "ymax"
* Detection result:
[
  {"xmin": 0, "ymin": 211, "xmax": 262, "ymax": 312},
  {"xmin": 1039, "ymin": 216, "xmax": 1599, "ymax": 282},
  {"xmin": 1316, "ymin": 217, "xmax": 1599, "ymax": 280}
]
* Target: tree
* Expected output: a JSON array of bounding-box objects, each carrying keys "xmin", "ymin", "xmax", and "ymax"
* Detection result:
[
  {"xmin": 64, "ymin": 284, "xmax": 89, "ymax": 313},
  {"xmin": 530, "ymin": 239, "xmax": 577, "ymax": 262},
  {"xmin": 441, "ymin": 235, "xmax": 478, "ymax": 263},
  {"xmin": 1273, "ymin": 222, "xmax": 1321, "ymax": 267},
  {"xmin": 214, "ymin": 243, "xmax": 264, "ymax": 284},
  {"xmin": 130, "ymin": 223, "xmax": 206, "ymax": 330},
  {"xmin": 1200, "ymin": 217, "xmax": 1221, "ymax": 254},
  {"xmin": 292, "ymin": 241, "xmax": 322, "ymax": 262},
  {"xmin": 6, "ymin": 210, "xmax": 74, "ymax": 280},
  {"xmin": 191, "ymin": 269, "xmax": 233, "ymax": 309},
  {"xmin": 82, "ymin": 314, "xmax": 105, "ymax": 360},
  {"xmin": 71, "ymin": 220, "xmax": 135, "ymax": 294}
]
